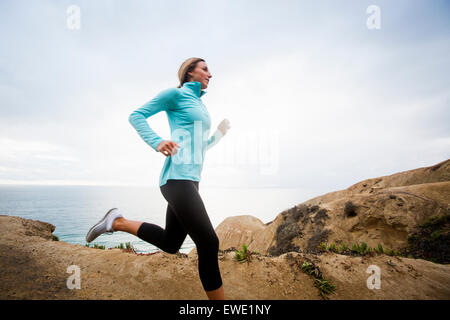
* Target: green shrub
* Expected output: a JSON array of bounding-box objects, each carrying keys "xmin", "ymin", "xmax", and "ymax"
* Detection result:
[
  {"xmin": 344, "ymin": 201, "xmax": 357, "ymax": 217},
  {"xmin": 301, "ymin": 260, "xmax": 336, "ymax": 299},
  {"xmin": 314, "ymin": 278, "xmax": 336, "ymax": 298},
  {"xmin": 377, "ymin": 243, "xmax": 384, "ymax": 254},
  {"xmin": 330, "ymin": 243, "xmax": 337, "ymax": 253},
  {"xmin": 234, "ymin": 243, "xmax": 252, "ymax": 263},
  {"xmin": 114, "ymin": 243, "xmax": 125, "ymax": 249},
  {"xmin": 301, "ymin": 261, "xmax": 313, "ymax": 273},
  {"xmin": 406, "ymin": 214, "xmax": 449, "ymax": 264},
  {"xmin": 419, "ymin": 215, "xmax": 447, "ymax": 229},
  {"xmin": 430, "ymin": 230, "xmax": 441, "ymax": 241},
  {"xmin": 360, "ymin": 242, "xmax": 368, "ymax": 254},
  {"xmin": 318, "ymin": 242, "xmax": 328, "ymax": 251},
  {"xmin": 318, "ymin": 241, "xmax": 402, "ymax": 258}
]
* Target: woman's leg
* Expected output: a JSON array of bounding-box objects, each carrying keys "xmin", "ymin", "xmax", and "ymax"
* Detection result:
[
  {"xmin": 205, "ymin": 284, "xmax": 225, "ymax": 300},
  {"xmin": 112, "ymin": 218, "xmax": 142, "ymax": 236},
  {"xmin": 134, "ymin": 204, "xmax": 188, "ymax": 254},
  {"xmin": 160, "ymin": 179, "xmax": 224, "ymax": 300},
  {"xmin": 111, "ymin": 192, "xmax": 188, "ymax": 253}
]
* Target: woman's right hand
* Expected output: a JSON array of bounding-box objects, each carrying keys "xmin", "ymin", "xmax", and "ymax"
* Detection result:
[{"xmin": 156, "ymin": 140, "xmax": 180, "ymax": 157}]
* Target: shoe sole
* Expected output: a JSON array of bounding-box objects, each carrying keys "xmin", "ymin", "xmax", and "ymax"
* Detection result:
[{"xmin": 86, "ymin": 208, "xmax": 117, "ymax": 243}]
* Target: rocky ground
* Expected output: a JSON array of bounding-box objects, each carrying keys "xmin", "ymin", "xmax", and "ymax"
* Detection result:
[{"xmin": 0, "ymin": 215, "xmax": 449, "ymax": 300}]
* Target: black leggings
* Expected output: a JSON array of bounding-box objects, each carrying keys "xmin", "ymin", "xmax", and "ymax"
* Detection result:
[{"xmin": 136, "ymin": 179, "xmax": 223, "ymax": 291}]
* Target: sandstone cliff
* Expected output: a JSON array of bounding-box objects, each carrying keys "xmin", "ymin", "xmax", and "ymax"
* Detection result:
[{"xmin": 208, "ymin": 159, "xmax": 450, "ymax": 262}]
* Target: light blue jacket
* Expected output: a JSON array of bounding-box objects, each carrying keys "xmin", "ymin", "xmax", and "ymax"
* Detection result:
[{"xmin": 129, "ymin": 81, "xmax": 221, "ymax": 187}]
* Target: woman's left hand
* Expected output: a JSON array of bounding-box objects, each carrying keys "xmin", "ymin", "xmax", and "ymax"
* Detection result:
[{"xmin": 218, "ymin": 118, "xmax": 231, "ymax": 135}]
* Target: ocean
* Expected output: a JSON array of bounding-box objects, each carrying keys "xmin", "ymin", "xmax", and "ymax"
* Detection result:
[{"xmin": 0, "ymin": 185, "xmax": 320, "ymax": 254}]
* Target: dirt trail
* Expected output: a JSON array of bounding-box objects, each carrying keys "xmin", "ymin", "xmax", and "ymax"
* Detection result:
[{"xmin": 1, "ymin": 215, "xmax": 449, "ymax": 300}]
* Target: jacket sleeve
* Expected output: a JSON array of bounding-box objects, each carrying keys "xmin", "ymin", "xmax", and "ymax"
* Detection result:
[
  {"xmin": 206, "ymin": 128, "xmax": 224, "ymax": 151},
  {"xmin": 128, "ymin": 88, "xmax": 178, "ymax": 152}
]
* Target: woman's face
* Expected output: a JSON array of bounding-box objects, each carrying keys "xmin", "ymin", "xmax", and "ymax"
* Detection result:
[{"xmin": 188, "ymin": 61, "xmax": 212, "ymax": 89}]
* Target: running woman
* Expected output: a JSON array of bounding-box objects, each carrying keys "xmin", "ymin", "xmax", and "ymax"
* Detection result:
[{"xmin": 85, "ymin": 57, "xmax": 231, "ymax": 300}]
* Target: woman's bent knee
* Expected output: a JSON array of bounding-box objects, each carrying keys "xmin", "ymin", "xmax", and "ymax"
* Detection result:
[
  {"xmin": 165, "ymin": 247, "xmax": 180, "ymax": 254},
  {"xmin": 197, "ymin": 232, "xmax": 219, "ymax": 253},
  {"xmin": 164, "ymin": 241, "xmax": 183, "ymax": 254}
]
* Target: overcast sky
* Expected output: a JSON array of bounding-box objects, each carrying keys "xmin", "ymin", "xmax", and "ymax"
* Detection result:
[{"xmin": 0, "ymin": 0, "xmax": 449, "ymax": 191}]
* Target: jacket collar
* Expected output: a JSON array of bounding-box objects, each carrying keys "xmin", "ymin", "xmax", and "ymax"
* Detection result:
[{"xmin": 182, "ymin": 81, "xmax": 207, "ymax": 98}]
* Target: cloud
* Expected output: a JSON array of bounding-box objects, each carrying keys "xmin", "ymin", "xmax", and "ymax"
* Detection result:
[{"xmin": 0, "ymin": 0, "xmax": 449, "ymax": 187}]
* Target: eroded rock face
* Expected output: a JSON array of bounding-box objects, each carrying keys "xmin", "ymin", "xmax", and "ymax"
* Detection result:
[
  {"xmin": 212, "ymin": 159, "xmax": 450, "ymax": 258},
  {"xmin": 268, "ymin": 204, "xmax": 329, "ymax": 256}
]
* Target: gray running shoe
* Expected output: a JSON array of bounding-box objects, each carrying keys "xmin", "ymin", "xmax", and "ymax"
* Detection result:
[{"xmin": 85, "ymin": 208, "xmax": 123, "ymax": 243}]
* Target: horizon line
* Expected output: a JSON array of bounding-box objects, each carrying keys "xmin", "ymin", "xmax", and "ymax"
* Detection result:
[{"xmin": 0, "ymin": 182, "xmax": 305, "ymax": 189}]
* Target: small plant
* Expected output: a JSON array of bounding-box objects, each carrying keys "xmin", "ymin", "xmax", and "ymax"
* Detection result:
[
  {"xmin": 314, "ymin": 278, "xmax": 336, "ymax": 299},
  {"xmin": 92, "ymin": 243, "xmax": 105, "ymax": 250},
  {"xmin": 344, "ymin": 201, "xmax": 357, "ymax": 217},
  {"xmin": 234, "ymin": 243, "xmax": 252, "ymax": 263},
  {"xmin": 318, "ymin": 242, "xmax": 340, "ymax": 253},
  {"xmin": 377, "ymin": 243, "xmax": 384, "ymax": 254},
  {"xmin": 113, "ymin": 242, "xmax": 136, "ymax": 253},
  {"xmin": 301, "ymin": 261, "xmax": 320, "ymax": 277},
  {"xmin": 329, "ymin": 243, "xmax": 338, "ymax": 253},
  {"xmin": 52, "ymin": 235, "xmax": 59, "ymax": 241},
  {"xmin": 430, "ymin": 230, "xmax": 441, "ymax": 241},
  {"xmin": 318, "ymin": 241, "xmax": 366, "ymax": 254},
  {"xmin": 114, "ymin": 243, "xmax": 125, "ymax": 249},
  {"xmin": 301, "ymin": 260, "xmax": 336, "ymax": 299},
  {"xmin": 318, "ymin": 242, "xmax": 328, "ymax": 251},
  {"xmin": 124, "ymin": 242, "xmax": 136, "ymax": 254},
  {"xmin": 360, "ymin": 242, "xmax": 368, "ymax": 254},
  {"xmin": 317, "ymin": 241, "xmax": 403, "ymax": 258}
]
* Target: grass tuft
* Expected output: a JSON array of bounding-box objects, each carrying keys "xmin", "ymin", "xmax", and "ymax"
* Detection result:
[
  {"xmin": 301, "ymin": 260, "xmax": 336, "ymax": 299},
  {"xmin": 234, "ymin": 243, "xmax": 253, "ymax": 264}
]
